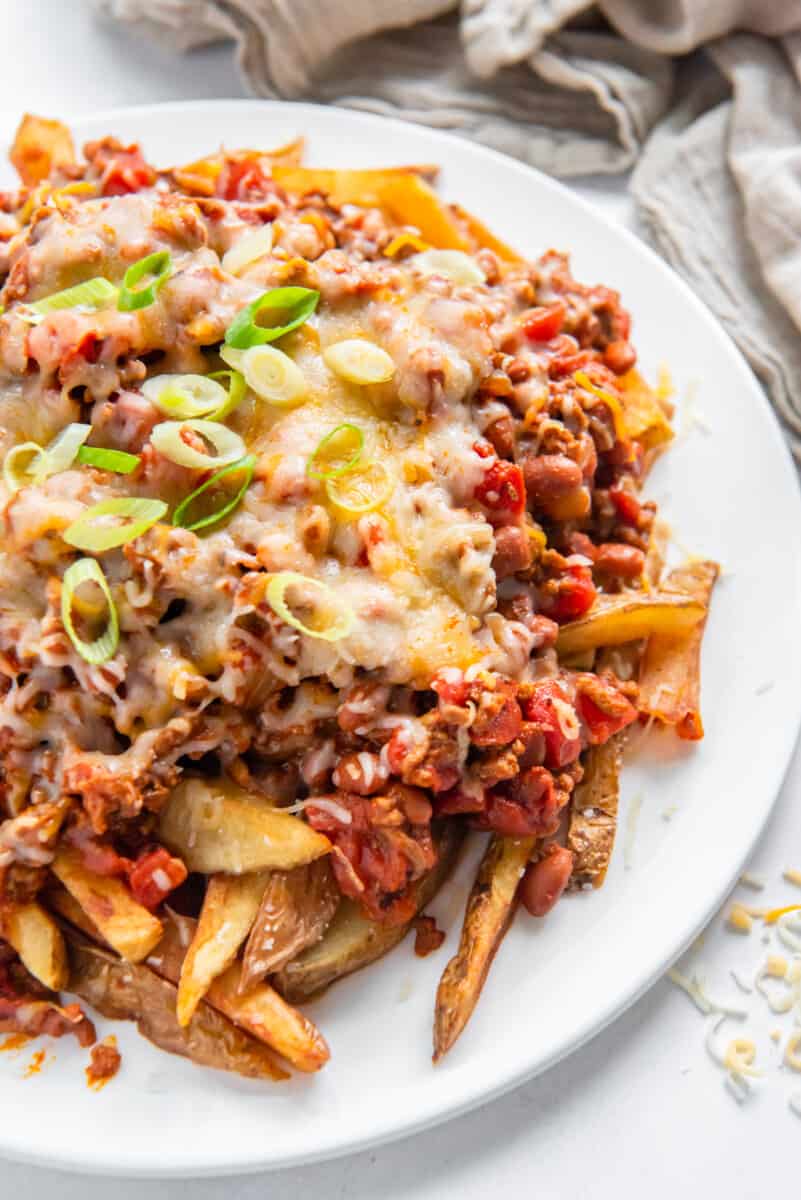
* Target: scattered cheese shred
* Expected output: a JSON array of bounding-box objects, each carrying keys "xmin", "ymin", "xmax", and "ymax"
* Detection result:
[
  {"xmin": 775, "ymin": 909, "xmax": 801, "ymax": 953},
  {"xmin": 763, "ymin": 904, "xmax": 801, "ymax": 926},
  {"xmin": 755, "ymin": 958, "xmax": 796, "ymax": 1014},
  {"xmin": 705, "ymin": 1018, "xmax": 757, "ymax": 1103},
  {"xmin": 667, "ymin": 968, "xmax": 747, "ymax": 1018},
  {"xmin": 770, "ymin": 1029, "xmax": 782, "ymax": 1043},
  {"xmin": 785, "ymin": 1033, "xmax": 801, "ymax": 1073},
  {"xmin": 723, "ymin": 1037, "xmax": 761, "ymax": 1079},
  {"xmin": 727, "ymin": 903, "xmax": 753, "ymax": 934},
  {"xmin": 739, "ymin": 872, "xmax": 765, "ymax": 891},
  {"xmin": 783, "ymin": 869, "xmax": 801, "ymax": 889},
  {"xmin": 623, "ymin": 791, "xmax": 644, "ymax": 871},
  {"xmin": 730, "ymin": 969, "xmax": 753, "ymax": 995}
]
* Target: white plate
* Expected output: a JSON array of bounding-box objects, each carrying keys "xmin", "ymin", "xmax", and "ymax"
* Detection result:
[{"xmin": 1, "ymin": 100, "xmax": 800, "ymax": 1177}]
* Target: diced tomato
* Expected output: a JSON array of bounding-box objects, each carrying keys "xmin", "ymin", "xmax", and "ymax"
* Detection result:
[
  {"xmin": 483, "ymin": 766, "xmax": 559, "ymax": 836},
  {"xmin": 473, "ymin": 440, "xmax": 494, "ymax": 460},
  {"xmin": 474, "ymin": 459, "xmax": 526, "ymax": 524},
  {"xmin": 431, "ymin": 669, "xmax": 469, "ymax": 708},
  {"xmin": 127, "ymin": 847, "xmax": 187, "ymax": 910},
  {"xmin": 576, "ymin": 689, "xmax": 638, "ymax": 745},
  {"xmin": 100, "ymin": 149, "xmax": 156, "ymax": 196},
  {"xmin": 520, "ymin": 681, "xmax": 582, "ymax": 768},
  {"xmin": 217, "ymin": 158, "xmax": 273, "ymax": 201},
  {"xmin": 541, "ymin": 563, "xmax": 597, "ymax": 624},
  {"xmin": 522, "ymin": 299, "xmax": 566, "ymax": 342},
  {"xmin": 609, "ymin": 485, "xmax": 642, "ymax": 526}
]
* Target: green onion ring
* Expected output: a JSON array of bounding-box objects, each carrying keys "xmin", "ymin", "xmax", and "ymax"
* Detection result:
[
  {"xmin": 149, "ymin": 419, "xmax": 246, "ymax": 470},
  {"xmin": 64, "ymin": 497, "xmax": 167, "ymax": 553},
  {"xmin": 265, "ymin": 571, "xmax": 355, "ymax": 642},
  {"xmin": 223, "ymin": 286, "xmax": 319, "ymax": 349},
  {"xmin": 3, "ymin": 442, "xmax": 47, "ymax": 493},
  {"xmin": 61, "ymin": 557, "xmax": 119, "ymax": 664},
  {"xmin": 76, "ymin": 446, "xmax": 141, "ymax": 474},
  {"xmin": 173, "ymin": 454, "xmax": 257, "ymax": 532},
  {"xmin": 38, "ymin": 423, "xmax": 92, "ymax": 480},
  {"xmin": 29, "ymin": 277, "xmax": 118, "ymax": 318},
  {"xmin": 142, "ymin": 373, "xmax": 228, "ymax": 419},
  {"xmin": 117, "ymin": 251, "xmax": 173, "ymax": 312},
  {"xmin": 306, "ymin": 424, "xmax": 364, "ymax": 481},
  {"xmin": 207, "ymin": 369, "xmax": 247, "ymax": 421}
]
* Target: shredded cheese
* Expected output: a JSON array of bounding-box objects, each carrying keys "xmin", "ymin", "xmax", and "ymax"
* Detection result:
[
  {"xmin": 730, "ymin": 969, "xmax": 753, "ymax": 995},
  {"xmin": 667, "ymin": 968, "xmax": 747, "ymax": 1018},
  {"xmin": 754, "ymin": 958, "xmax": 796, "ymax": 1014},
  {"xmin": 784, "ymin": 1033, "xmax": 801, "ymax": 1073},
  {"xmin": 739, "ymin": 872, "xmax": 765, "ymax": 891},
  {"xmin": 623, "ymin": 791, "xmax": 644, "ymax": 871},
  {"xmin": 705, "ymin": 1017, "xmax": 758, "ymax": 1103},
  {"xmin": 727, "ymin": 904, "xmax": 754, "ymax": 935},
  {"xmin": 783, "ymin": 869, "xmax": 801, "ymax": 889}
]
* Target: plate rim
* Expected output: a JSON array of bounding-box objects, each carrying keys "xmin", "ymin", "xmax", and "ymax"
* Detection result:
[{"xmin": 1, "ymin": 97, "xmax": 800, "ymax": 1177}]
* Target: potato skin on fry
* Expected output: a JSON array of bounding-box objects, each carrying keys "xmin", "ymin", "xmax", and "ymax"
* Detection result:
[
  {"xmin": 64, "ymin": 928, "xmax": 288, "ymax": 1081},
  {"xmin": 159, "ymin": 778, "xmax": 331, "ymax": 874},
  {"xmin": 557, "ymin": 592, "xmax": 705, "ymax": 657},
  {"xmin": 10, "ymin": 113, "xmax": 75, "ymax": 186},
  {"xmin": 0, "ymin": 901, "xmax": 68, "ymax": 991},
  {"xmin": 276, "ymin": 822, "xmax": 463, "ymax": 1003},
  {"xmin": 567, "ymin": 734, "xmax": 625, "ymax": 891},
  {"xmin": 240, "ymin": 859, "xmax": 339, "ymax": 993},
  {"xmin": 434, "ymin": 835, "xmax": 534, "ymax": 1061}
]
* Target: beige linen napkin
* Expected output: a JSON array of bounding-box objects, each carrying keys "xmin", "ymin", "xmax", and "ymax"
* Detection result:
[{"xmin": 95, "ymin": 0, "xmax": 801, "ymax": 460}]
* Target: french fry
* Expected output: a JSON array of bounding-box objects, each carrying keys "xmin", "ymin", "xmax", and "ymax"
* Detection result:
[
  {"xmin": 567, "ymin": 733, "xmax": 625, "ymax": 889},
  {"xmin": 557, "ymin": 592, "xmax": 705, "ymax": 658},
  {"xmin": 433, "ymin": 834, "xmax": 533, "ymax": 1061},
  {"xmin": 10, "ymin": 113, "xmax": 75, "ymax": 186},
  {"xmin": 0, "ymin": 901, "xmax": 68, "ymax": 990},
  {"xmin": 240, "ymin": 859, "xmax": 339, "ymax": 993},
  {"xmin": 617, "ymin": 369, "xmax": 674, "ymax": 451},
  {"xmin": 159, "ymin": 777, "xmax": 330, "ymax": 874},
  {"xmin": 638, "ymin": 559, "xmax": 719, "ymax": 739},
  {"xmin": 276, "ymin": 821, "xmax": 463, "ymax": 1002},
  {"xmin": 168, "ymin": 138, "xmax": 307, "ymax": 196},
  {"xmin": 272, "ymin": 167, "xmax": 468, "ymax": 250},
  {"xmin": 176, "ymin": 872, "xmax": 267, "ymax": 1027},
  {"xmin": 449, "ymin": 203, "xmax": 523, "ymax": 263},
  {"xmin": 64, "ymin": 926, "xmax": 288, "ymax": 1081},
  {"xmin": 46, "ymin": 888, "xmax": 328, "ymax": 1072},
  {"xmin": 50, "ymin": 846, "xmax": 163, "ymax": 963}
]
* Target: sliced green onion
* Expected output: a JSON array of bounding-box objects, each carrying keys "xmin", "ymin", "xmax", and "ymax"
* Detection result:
[
  {"xmin": 28, "ymin": 277, "xmax": 118, "ymax": 318},
  {"xmin": 64, "ymin": 497, "xmax": 167, "ymax": 553},
  {"xmin": 266, "ymin": 571, "xmax": 355, "ymax": 642},
  {"xmin": 307, "ymin": 424, "xmax": 364, "ymax": 481},
  {"xmin": 173, "ymin": 454, "xmax": 256, "ymax": 532},
  {"xmin": 409, "ymin": 249, "xmax": 486, "ymax": 286},
  {"xmin": 219, "ymin": 345, "xmax": 245, "ymax": 373},
  {"xmin": 142, "ymin": 373, "xmax": 228, "ymax": 419},
  {"xmin": 234, "ymin": 344, "xmax": 307, "ymax": 407},
  {"xmin": 323, "ymin": 339, "xmax": 395, "ymax": 385},
  {"xmin": 3, "ymin": 442, "xmax": 47, "ymax": 493},
  {"xmin": 325, "ymin": 460, "xmax": 395, "ymax": 515},
  {"xmin": 118, "ymin": 251, "xmax": 172, "ymax": 312},
  {"xmin": 224, "ymin": 286, "xmax": 319, "ymax": 349},
  {"xmin": 150, "ymin": 419, "xmax": 246, "ymax": 470},
  {"xmin": 38, "ymin": 423, "xmax": 91, "ymax": 480},
  {"xmin": 207, "ymin": 369, "xmax": 247, "ymax": 421},
  {"xmin": 221, "ymin": 225, "xmax": 274, "ymax": 276},
  {"xmin": 76, "ymin": 446, "xmax": 141, "ymax": 474},
  {"xmin": 61, "ymin": 557, "xmax": 119, "ymax": 664}
]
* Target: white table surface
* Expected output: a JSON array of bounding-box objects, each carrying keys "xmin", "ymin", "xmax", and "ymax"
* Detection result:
[{"xmin": 3, "ymin": 4, "xmax": 801, "ymax": 1195}]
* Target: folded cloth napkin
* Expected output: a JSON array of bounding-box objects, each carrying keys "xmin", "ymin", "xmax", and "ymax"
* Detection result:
[{"xmin": 96, "ymin": 0, "xmax": 801, "ymax": 461}]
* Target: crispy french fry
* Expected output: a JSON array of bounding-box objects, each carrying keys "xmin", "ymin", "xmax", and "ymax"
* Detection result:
[
  {"xmin": 177, "ymin": 872, "xmax": 267, "ymax": 1027},
  {"xmin": 449, "ymin": 203, "xmax": 523, "ymax": 263},
  {"xmin": 617, "ymin": 369, "xmax": 674, "ymax": 451},
  {"xmin": 159, "ymin": 777, "xmax": 330, "ymax": 874},
  {"xmin": 272, "ymin": 167, "xmax": 468, "ymax": 250},
  {"xmin": 638, "ymin": 559, "xmax": 719, "ymax": 740},
  {"xmin": 557, "ymin": 592, "xmax": 705, "ymax": 658},
  {"xmin": 46, "ymin": 887, "xmax": 328, "ymax": 1072},
  {"xmin": 276, "ymin": 821, "xmax": 463, "ymax": 1003},
  {"xmin": 0, "ymin": 900, "xmax": 68, "ymax": 990},
  {"xmin": 10, "ymin": 113, "xmax": 75, "ymax": 186},
  {"xmin": 567, "ymin": 734, "xmax": 625, "ymax": 889},
  {"xmin": 63, "ymin": 926, "xmax": 288, "ymax": 1081},
  {"xmin": 240, "ymin": 859, "xmax": 339, "ymax": 993},
  {"xmin": 50, "ymin": 846, "xmax": 163, "ymax": 963},
  {"xmin": 169, "ymin": 138, "xmax": 307, "ymax": 196},
  {"xmin": 433, "ymin": 834, "xmax": 533, "ymax": 1062}
]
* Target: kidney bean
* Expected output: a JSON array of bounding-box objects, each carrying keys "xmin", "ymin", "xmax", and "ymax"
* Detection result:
[
  {"xmin": 594, "ymin": 542, "xmax": 645, "ymax": 579},
  {"xmin": 332, "ymin": 751, "xmax": 389, "ymax": 796},
  {"xmin": 521, "ymin": 453, "xmax": 582, "ymax": 508},
  {"xmin": 603, "ymin": 339, "xmax": 637, "ymax": 375},
  {"xmin": 485, "ymin": 415, "xmax": 516, "ymax": 459},
  {"xmin": 545, "ymin": 486, "xmax": 591, "ymax": 522},
  {"xmin": 520, "ymin": 845, "xmax": 574, "ymax": 917},
  {"xmin": 492, "ymin": 525, "xmax": 532, "ymax": 580}
]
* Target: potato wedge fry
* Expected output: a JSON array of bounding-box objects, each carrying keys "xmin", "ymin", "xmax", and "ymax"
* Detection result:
[
  {"xmin": 433, "ymin": 835, "xmax": 534, "ymax": 1062},
  {"xmin": 159, "ymin": 777, "xmax": 330, "ymax": 874},
  {"xmin": 63, "ymin": 926, "xmax": 287, "ymax": 1081},
  {"xmin": 639, "ymin": 559, "xmax": 719, "ymax": 740},
  {"xmin": 0, "ymin": 900, "xmax": 68, "ymax": 990},
  {"xmin": 449, "ymin": 203, "xmax": 523, "ymax": 263},
  {"xmin": 557, "ymin": 592, "xmax": 705, "ymax": 658},
  {"xmin": 169, "ymin": 138, "xmax": 307, "ymax": 196},
  {"xmin": 276, "ymin": 821, "xmax": 464, "ymax": 1002},
  {"xmin": 10, "ymin": 113, "xmax": 75, "ymax": 186},
  {"xmin": 176, "ymin": 872, "xmax": 267, "ymax": 1027},
  {"xmin": 272, "ymin": 167, "xmax": 468, "ymax": 250},
  {"xmin": 567, "ymin": 733, "xmax": 625, "ymax": 889},
  {"xmin": 240, "ymin": 859, "xmax": 339, "ymax": 993},
  {"xmin": 47, "ymin": 888, "xmax": 328, "ymax": 1072},
  {"xmin": 51, "ymin": 846, "xmax": 162, "ymax": 963},
  {"xmin": 617, "ymin": 368, "xmax": 674, "ymax": 451}
]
